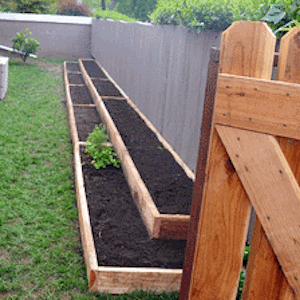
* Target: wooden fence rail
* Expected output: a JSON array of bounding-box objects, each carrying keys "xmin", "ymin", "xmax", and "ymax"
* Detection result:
[{"xmin": 179, "ymin": 21, "xmax": 300, "ymax": 300}]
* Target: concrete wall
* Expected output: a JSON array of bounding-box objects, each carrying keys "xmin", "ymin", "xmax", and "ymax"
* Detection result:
[
  {"xmin": 0, "ymin": 13, "xmax": 92, "ymax": 59},
  {"xmin": 91, "ymin": 19, "xmax": 222, "ymax": 172}
]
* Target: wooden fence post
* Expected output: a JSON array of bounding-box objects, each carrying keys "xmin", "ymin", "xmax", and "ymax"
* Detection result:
[{"xmin": 180, "ymin": 21, "xmax": 300, "ymax": 299}]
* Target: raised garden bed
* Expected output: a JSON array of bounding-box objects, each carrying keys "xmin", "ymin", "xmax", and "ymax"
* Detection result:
[
  {"xmin": 64, "ymin": 61, "xmax": 184, "ymax": 293},
  {"xmin": 79, "ymin": 59, "xmax": 194, "ymax": 240}
]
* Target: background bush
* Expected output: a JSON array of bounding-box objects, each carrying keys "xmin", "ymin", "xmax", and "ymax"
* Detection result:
[
  {"xmin": 57, "ymin": 0, "xmax": 92, "ymax": 16},
  {"xmin": 9, "ymin": 0, "xmax": 57, "ymax": 14},
  {"xmin": 150, "ymin": 0, "xmax": 295, "ymax": 33},
  {"xmin": 93, "ymin": 8, "xmax": 137, "ymax": 21}
]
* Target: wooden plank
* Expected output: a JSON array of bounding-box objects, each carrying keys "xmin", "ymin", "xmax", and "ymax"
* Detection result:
[
  {"xmin": 90, "ymin": 77, "xmax": 110, "ymax": 81},
  {"xmin": 214, "ymin": 73, "xmax": 300, "ymax": 140},
  {"xmin": 216, "ymin": 125, "xmax": 300, "ymax": 298},
  {"xmin": 73, "ymin": 104, "xmax": 96, "ymax": 107},
  {"xmin": 90, "ymin": 267, "xmax": 182, "ymax": 293},
  {"xmin": 69, "ymin": 83, "xmax": 85, "ymax": 87},
  {"xmin": 185, "ymin": 21, "xmax": 276, "ymax": 300},
  {"xmin": 241, "ymin": 218, "xmax": 294, "ymax": 300},
  {"xmin": 219, "ymin": 21, "xmax": 276, "ymax": 78},
  {"xmin": 101, "ymin": 96, "xmax": 126, "ymax": 100},
  {"xmin": 179, "ymin": 50, "xmax": 219, "ymax": 299},
  {"xmin": 277, "ymin": 26, "xmax": 300, "ymax": 83},
  {"xmin": 64, "ymin": 62, "xmax": 98, "ymax": 281},
  {"xmin": 242, "ymin": 25, "xmax": 300, "ymax": 300},
  {"xmin": 188, "ymin": 129, "xmax": 251, "ymax": 299}
]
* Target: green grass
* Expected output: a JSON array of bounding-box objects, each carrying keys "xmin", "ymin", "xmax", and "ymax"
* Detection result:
[{"xmin": 0, "ymin": 58, "xmax": 180, "ymax": 299}]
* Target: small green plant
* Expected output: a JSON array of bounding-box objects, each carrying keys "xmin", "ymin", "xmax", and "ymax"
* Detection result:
[
  {"xmin": 85, "ymin": 124, "xmax": 120, "ymax": 169},
  {"xmin": 12, "ymin": 28, "xmax": 40, "ymax": 64}
]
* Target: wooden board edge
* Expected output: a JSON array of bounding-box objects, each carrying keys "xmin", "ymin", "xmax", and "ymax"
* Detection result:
[
  {"xmin": 158, "ymin": 215, "xmax": 190, "ymax": 240},
  {"xmin": 74, "ymin": 141, "xmax": 98, "ymax": 279},
  {"xmin": 64, "ymin": 61, "xmax": 80, "ymax": 145},
  {"xmin": 88, "ymin": 59, "xmax": 195, "ymax": 182},
  {"xmin": 89, "ymin": 266, "xmax": 182, "ymax": 293}
]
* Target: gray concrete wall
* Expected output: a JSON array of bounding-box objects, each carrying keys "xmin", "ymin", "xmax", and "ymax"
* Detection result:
[
  {"xmin": 91, "ymin": 19, "xmax": 222, "ymax": 172},
  {"xmin": 0, "ymin": 13, "xmax": 92, "ymax": 59}
]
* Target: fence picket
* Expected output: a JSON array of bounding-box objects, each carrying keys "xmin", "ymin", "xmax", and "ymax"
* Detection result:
[{"xmin": 184, "ymin": 21, "xmax": 276, "ymax": 300}]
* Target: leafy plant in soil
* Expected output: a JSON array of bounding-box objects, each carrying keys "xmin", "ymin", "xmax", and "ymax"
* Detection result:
[
  {"xmin": 85, "ymin": 124, "xmax": 120, "ymax": 169},
  {"xmin": 11, "ymin": 28, "xmax": 41, "ymax": 64}
]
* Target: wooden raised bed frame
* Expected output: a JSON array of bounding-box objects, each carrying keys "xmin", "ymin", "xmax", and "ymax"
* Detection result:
[
  {"xmin": 78, "ymin": 58, "xmax": 195, "ymax": 240},
  {"xmin": 64, "ymin": 62, "xmax": 182, "ymax": 293}
]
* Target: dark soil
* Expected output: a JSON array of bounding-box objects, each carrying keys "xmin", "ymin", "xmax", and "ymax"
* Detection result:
[
  {"xmin": 66, "ymin": 63, "xmax": 81, "ymax": 72},
  {"xmin": 92, "ymin": 79, "xmax": 123, "ymax": 97},
  {"xmin": 73, "ymin": 106, "xmax": 101, "ymax": 141},
  {"xmin": 70, "ymin": 86, "xmax": 93, "ymax": 104},
  {"xmin": 82, "ymin": 60, "xmax": 108, "ymax": 79},
  {"xmin": 81, "ymin": 146, "xmax": 186, "ymax": 268},
  {"xmin": 68, "ymin": 74, "xmax": 84, "ymax": 85}
]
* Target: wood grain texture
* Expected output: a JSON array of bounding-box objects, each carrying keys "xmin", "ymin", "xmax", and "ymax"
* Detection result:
[
  {"xmin": 277, "ymin": 26, "xmax": 300, "ymax": 83},
  {"xmin": 216, "ymin": 125, "xmax": 300, "ymax": 298},
  {"xmin": 214, "ymin": 74, "xmax": 300, "ymax": 140},
  {"xmin": 188, "ymin": 129, "xmax": 251, "ymax": 300},
  {"xmin": 187, "ymin": 21, "xmax": 276, "ymax": 300},
  {"xmin": 219, "ymin": 21, "xmax": 276, "ymax": 79},
  {"xmin": 90, "ymin": 267, "xmax": 182, "ymax": 293}
]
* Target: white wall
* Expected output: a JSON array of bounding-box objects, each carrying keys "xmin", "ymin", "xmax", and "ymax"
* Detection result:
[{"xmin": 0, "ymin": 13, "xmax": 92, "ymax": 59}]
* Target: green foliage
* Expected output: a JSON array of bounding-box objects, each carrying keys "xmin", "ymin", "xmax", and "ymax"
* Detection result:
[
  {"xmin": 12, "ymin": 28, "xmax": 41, "ymax": 64},
  {"xmin": 85, "ymin": 124, "xmax": 120, "ymax": 169},
  {"xmin": 94, "ymin": 8, "xmax": 138, "ymax": 21},
  {"xmin": 261, "ymin": 0, "xmax": 300, "ymax": 37},
  {"xmin": 12, "ymin": 0, "xmax": 57, "ymax": 14},
  {"xmin": 150, "ymin": 0, "xmax": 294, "ymax": 33},
  {"xmin": 115, "ymin": 0, "xmax": 157, "ymax": 22},
  {"xmin": 57, "ymin": 0, "xmax": 92, "ymax": 16}
]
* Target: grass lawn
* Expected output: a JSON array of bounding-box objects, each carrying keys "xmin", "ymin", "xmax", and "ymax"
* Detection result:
[{"xmin": 0, "ymin": 58, "xmax": 180, "ymax": 300}]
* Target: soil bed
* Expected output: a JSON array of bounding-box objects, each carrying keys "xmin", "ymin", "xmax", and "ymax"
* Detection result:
[
  {"xmin": 92, "ymin": 79, "xmax": 123, "ymax": 97},
  {"xmin": 80, "ymin": 60, "xmax": 193, "ymax": 215},
  {"xmin": 70, "ymin": 86, "xmax": 93, "ymax": 104},
  {"xmin": 66, "ymin": 63, "xmax": 81, "ymax": 72},
  {"xmin": 81, "ymin": 146, "xmax": 186, "ymax": 268},
  {"xmin": 68, "ymin": 74, "xmax": 84, "ymax": 85},
  {"xmin": 82, "ymin": 60, "xmax": 107, "ymax": 79},
  {"xmin": 103, "ymin": 99, "xmax": 194, "ymax": 215},
  {"xmin": 73, "ymin": 106, "xmax": 101, "ymax": 141}
]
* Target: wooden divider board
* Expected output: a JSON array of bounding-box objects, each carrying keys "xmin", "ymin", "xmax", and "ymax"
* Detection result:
[
  {"xmin": 64, "ymin": 62, "xmax": 183, "ymax": 293},
  {"xmin": 181, "ymin": 21, "xmax": 300, "ymax": 300},
  {"xmin": 78, "ymin": 58, "xmax": 192, "ymax": 240}
]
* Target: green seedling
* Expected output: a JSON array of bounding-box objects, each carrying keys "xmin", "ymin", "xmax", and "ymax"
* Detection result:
[{"xmin": 85, "ymin": 124, "xmax": 120, "ymax": 169}]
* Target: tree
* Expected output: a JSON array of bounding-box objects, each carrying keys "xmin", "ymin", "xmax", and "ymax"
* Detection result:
[
  {"xmin": 109, "ymin": 0, "xmax": 117, "ymax": 10},
  {"xmin": 101, "ymin": 0, "xmax": 105, "ymax": 10}
]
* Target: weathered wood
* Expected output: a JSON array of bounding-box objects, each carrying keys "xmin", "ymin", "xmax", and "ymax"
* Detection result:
[
  {"xmin": 186, "ymin": 21, "xmax": 276, "ymax": 300},
  {"xmin": 90, "ymin": 77, "xmax": 110, "ymax": 81},
  {"xmin": 216, "ymin": 125, "xmax": 300, "ymax": 297},
  {"xmin": 101, "ymin": 96, "xmax": 126, "ymax": 100},
  {"xmin": 214, "ymin": 74, "xmax": 300, "ymax": 140},
  {"xmin": 68, "ymin": 83, "xmax": 85, "ymax": 87}
]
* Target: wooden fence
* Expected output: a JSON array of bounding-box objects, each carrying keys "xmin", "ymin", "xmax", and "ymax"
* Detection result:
[{"xmin": 179, "ymin": 21, "xmax": 300, "ymax": 299}]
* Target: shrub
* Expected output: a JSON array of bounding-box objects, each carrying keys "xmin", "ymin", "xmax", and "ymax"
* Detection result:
[
  {"xmin": 11, "ymin": 28, "xmax": 41, "ymax": 64},
  {"xmin": 93, "ymin": 9, "xmax": 138, "ymax": 22},
  {"xmin": 150, "ymin": 0, "xmax": 294, "ymax": 33},
  {"xmin": 11, "ymin": 0, "xmax": 57, "ymax": 14},
  {"xmin": 57, "ymin": 0, "xmax": 91, "ymax": 16},
  {"xmin": 85, "ymin": 124, "xmax": 120, "ymax": 169}
]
